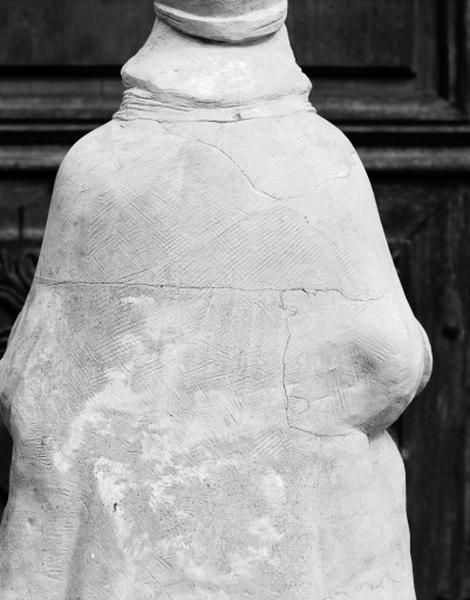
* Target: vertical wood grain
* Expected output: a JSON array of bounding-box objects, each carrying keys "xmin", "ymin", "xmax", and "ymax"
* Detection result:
[{"xmin": 381, "ymin": 182, "xmax": 470, "ymax": 600}]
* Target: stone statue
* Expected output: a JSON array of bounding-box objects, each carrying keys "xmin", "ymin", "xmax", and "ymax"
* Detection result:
[{"xmin": 0, "ymin": 1, "xmax": 432, "ymax": 598}]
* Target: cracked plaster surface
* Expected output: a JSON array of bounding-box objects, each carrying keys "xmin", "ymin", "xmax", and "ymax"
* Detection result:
[{"xmin": 0, "ymin": 6, "xmax": 431, "ymax": 600}]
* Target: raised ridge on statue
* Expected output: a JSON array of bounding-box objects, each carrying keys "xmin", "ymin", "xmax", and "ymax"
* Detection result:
[{"xmin": 153, "ymin": 0, "xmax": 288, "ymax": 42}]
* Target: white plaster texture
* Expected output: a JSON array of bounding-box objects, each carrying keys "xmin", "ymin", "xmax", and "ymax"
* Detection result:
[
  {"xmin": 154, "ymin": 0, "xmax": 288, "ymax": 42},
  {"xmin": 0, "ymin": 5, "xmax": 432, "ymax": 600}
]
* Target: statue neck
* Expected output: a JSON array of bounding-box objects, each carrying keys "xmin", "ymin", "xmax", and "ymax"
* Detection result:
[
  {"xmin": 116, "ymin": 18, "xmax": 312, "ymax": 123},
  {"xmin": 153, "ymin": 0, "xmax": 288, "ymax": 43}
]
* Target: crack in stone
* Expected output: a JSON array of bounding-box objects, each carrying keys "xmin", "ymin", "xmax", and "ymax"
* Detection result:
[
  {"xmin": 159, "ymin": 123, "xmax": 356, "ymax": 202},
  {"xmin": 280, "ymin": 290, "xmax": 292, "ymax": 428},
  {"xmin": 35, "ymin": 277, "xmax": 385, "ymax": 303},
  {"xmin": 278, "ymin": 288, "xmax": 388, "ymax": 440},
  {"xmin": 319, "ymin": 573, "xmax": 407, "ymax": 600},
  {"xmin": 280, "ymin": 289, "xmax": 339, "ymax": 437}
]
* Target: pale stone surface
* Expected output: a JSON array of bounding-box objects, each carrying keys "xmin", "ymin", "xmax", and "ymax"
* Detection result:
[
  {"xmin": 154, "ymin": 0, "xmax": 288, "ymax": 42},
  {"xmin": 0, "ymin": 3, "xmax": 432, "ymax": 599}
]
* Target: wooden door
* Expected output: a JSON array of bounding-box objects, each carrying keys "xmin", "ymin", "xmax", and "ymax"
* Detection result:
[{"xmin": 0, "ymin": 1, "xmax": 469, "ymax": 597}]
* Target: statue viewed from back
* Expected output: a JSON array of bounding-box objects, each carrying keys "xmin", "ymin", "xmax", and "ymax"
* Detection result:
[{"xmin": 0, "ymin": 1, "xmax": 432, "ymax": 598}]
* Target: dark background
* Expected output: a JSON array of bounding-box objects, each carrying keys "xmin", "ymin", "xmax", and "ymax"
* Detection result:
[{"xmin": 0, "ymin": 1, "xmax": 469, "ymax": 598}]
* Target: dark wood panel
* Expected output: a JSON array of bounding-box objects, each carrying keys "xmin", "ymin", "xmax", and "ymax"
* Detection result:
[
  {"xmin": 375, "ymin": 180, "xmax": 470, "ymax": 600},
  {"xmin": 0, "ymin": 176, "xmax": 52, "ymax": 239},
  {"xmin": 0, "ymin": 0, "xmax": 154, "ymax": 65},
  {"xmin": 288, "ymin": 0, "xmax": 414, "ymax": 68},
  {"xmin": 0, "ymin": 0, "xmax": 415, "ymax": 69}
]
